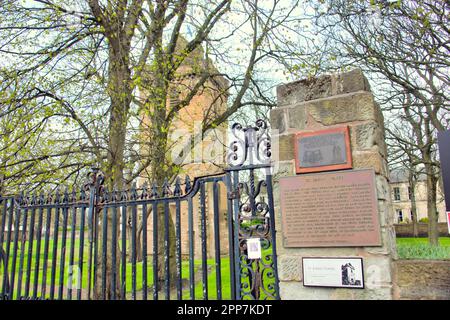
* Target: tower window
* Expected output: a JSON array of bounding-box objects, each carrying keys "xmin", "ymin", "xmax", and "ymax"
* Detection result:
[
  {"xmin": 393, "ymin": 187, "xmax": 401, "ymax": 201},
  {"xmin": 397, "ymin": 210, "xmax": 403, "ymax": 223}
]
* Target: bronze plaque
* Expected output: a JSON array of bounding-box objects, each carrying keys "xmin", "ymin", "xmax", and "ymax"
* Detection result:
[
  {"xmin": 279, "ymin": 169, "xmax": 381, "ymax": 247},
  {"xmin": 294, "ymin": 126, "xmax": 352, "ymax": 174},
  {"xmin": 299, "ymin": 132, "xmax": 348, "ymax": 167}
]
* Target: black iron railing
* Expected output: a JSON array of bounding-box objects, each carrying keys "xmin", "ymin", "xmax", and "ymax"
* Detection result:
[{"xmin": 0, "ymin": 120, "xmax": 280, "ymax": 300}]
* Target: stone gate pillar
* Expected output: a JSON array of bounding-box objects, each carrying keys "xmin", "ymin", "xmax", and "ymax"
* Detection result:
[{"xmin": 271, "ymin": 69, "xmax": 397, "ymax": 300}]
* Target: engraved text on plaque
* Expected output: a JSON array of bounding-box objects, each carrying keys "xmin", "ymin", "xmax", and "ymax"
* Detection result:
[{"xmin": 279, "ymin": 169, "xmax": 381, "ymax": 247}]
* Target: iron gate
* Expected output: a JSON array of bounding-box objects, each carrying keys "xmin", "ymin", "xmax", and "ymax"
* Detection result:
[{"xmin": 0, "ymin": 120, "xmax": 279, "ymax": 300}]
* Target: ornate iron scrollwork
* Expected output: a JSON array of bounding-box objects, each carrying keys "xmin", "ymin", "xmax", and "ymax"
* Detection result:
[
  {"xmin": 227, "ymin": 119, "xmax": 279, "ymax": 300},
  {"xmin": 236, "ymin": 181, "xmax": 277, "ymax": 300},
  {"xmin": 227, "ymin": 119, "xmax": 271, "ymax": 167}
]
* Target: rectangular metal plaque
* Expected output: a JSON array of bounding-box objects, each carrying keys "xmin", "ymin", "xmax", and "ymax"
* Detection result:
[
  {"xmin": 295, "ymin": 126, "xmax": 352, "ymax": 173},
  {"xmin": 302, "ymin": 257, "xmax": 364, "ymax": 289},
  {"xmin": 279, "ymin": 169, "xmax": 381, "ymax": 247}
]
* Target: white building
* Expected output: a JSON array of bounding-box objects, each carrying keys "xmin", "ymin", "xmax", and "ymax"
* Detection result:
[{"xmin": 389, "ymin": 169, "xmax": 447, "ymax": 224}]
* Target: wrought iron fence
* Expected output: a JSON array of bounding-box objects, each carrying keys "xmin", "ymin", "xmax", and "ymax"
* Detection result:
[{"xmin": 0, "ymin": 120, "xmax": 280, "ymax": 300}]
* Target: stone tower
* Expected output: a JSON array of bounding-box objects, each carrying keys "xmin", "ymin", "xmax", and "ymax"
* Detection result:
[{"xmin": 139, "ymin": 36, "xmax": 230, "ymax": 259}]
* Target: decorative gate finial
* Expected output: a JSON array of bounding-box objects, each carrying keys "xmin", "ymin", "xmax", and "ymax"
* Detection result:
[{"xmin": 227, "ymin": 119, "xmax": 271, "ymax": 167}]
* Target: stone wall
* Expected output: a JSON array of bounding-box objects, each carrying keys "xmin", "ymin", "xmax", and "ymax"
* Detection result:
[
  {"xmin": 271, "ymin": 69, "xmax": 397, "ymax": 300},
  {"xmin": 395, "ymin": 223, "xmax": 450, "ymax": 237},
  {"xmin": 393, "ymin": 260, "xmax": 450, "ymax": 299}
]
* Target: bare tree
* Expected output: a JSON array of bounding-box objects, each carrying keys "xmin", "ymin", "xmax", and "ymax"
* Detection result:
[
  {"xmin": 309, "ymin": 0, "xmax": 449, "ymax": 245},
  {"xmin": 0, "ymin": 0, "xmax": 314, "ymax": 298},
  {"xmin": 386, "ymin": 110, "xmax": 427, "ymax": 237}
]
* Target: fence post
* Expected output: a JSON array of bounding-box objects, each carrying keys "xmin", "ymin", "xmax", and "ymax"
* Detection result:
[{"xmin": 86, "ymin": 167, "xmax": 103, "ymax": 300}]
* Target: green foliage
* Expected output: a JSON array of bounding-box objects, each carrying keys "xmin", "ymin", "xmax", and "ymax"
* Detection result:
[
  {"xmin": 240, "ymin": 218, "xmax": 265, "ymax": 229},
  {"xmin": 0, "ymin": 0, "xmax": 312, "ymax": 193}
]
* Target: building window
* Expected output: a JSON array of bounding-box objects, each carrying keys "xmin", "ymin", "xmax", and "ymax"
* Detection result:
[
  {"xmin": 397, "ymin": 210, "xmax": 403, "ymax": 223},
  {"xmin": 410, "ymin": 210, "xmax": 414, "ymax": 221},
  {"xmin": 408, "ymin": 186, "xmax": 412, "ymax": 200},
  {"xmin": 393, "ymin": 187, "xmax": 401, "ymax": 201}
]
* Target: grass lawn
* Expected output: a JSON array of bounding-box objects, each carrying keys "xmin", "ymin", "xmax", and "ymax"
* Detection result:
[
  {"xmin": 182, "ymin": 252, "xmax": 276, "ymax": 300},
  {"xmin": 1, "ymin": 237, "xmax": 276, "ymax": 300},
  {"xmin": 396, "ymin": 237, "xmax": 450, "ymax": 260},
  {"xmin": 3, "ymin": 235, "xmax": 449, "ymax": 300}
]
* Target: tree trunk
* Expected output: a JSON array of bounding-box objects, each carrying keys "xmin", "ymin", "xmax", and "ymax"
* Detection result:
[
  {"xmin": 424, "ymin": 162, "xmax": 439, "ymax": 246},
  {"xmin": 150, "ymin": 144, "xmax": 178, "ymax": 295},
  {"xmin": 156, "ymin": 204, "xmax": 177, "ymax": 295},
  {"xmin": 93, "ymin": 206, "xmax": 122, "ymax": 299},
  {"xmin": 93, "ymin": 44, "xmax": 132, "ymax": 299},
  {"xmin": 135, "ymin": 218, "xmax": 144, "ymax": 262},
  {"xmin": 145, "ymin": 50, "xmax": 178, "ymax": 295},
  {"xmin": 0, "ymin": 201, "xmax": 3, "ymax": 242},
  {"xmin": 127, "ymin": 218, "xmax": 132, "ymax": 263},
  {"xmin": 125, "ymin": 206, "xmax": 142, "ymax": 264},
  {"xmin": 408, "ymin": 171, "xmax": 419, "ymax": 237}
]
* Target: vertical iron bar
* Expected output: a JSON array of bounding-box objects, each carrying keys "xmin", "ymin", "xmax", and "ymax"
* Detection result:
[
  {"xmin": 225, "ymin": 173, "xmax": 236, "ymax": 300},
  {"xmin": 0, "ymin": 197, "xmax": 7, "ymax": 249},
  {"xmin": 49, "ymin": 206, "xmax": 60, "ymax": 300},
  {"xmin": 111, "ymin": 205, "xmax": 117, "ymax": 300},
  {"xmin": 86, "ymin": 186, "xmax": 96, "ymax": 300},
  {"xmin": 57, "ymin": 204, "xmax": 69, "ymax": 300},
  {"xmin": 40, "ymin": 205, "xmax": 52, "ymax": 299},
  {"xmin": 67, "ymin": 204, "xmax": 77, "ymax": 300},
  {"xmin": 32, "ymin": 197, "xmax": 44, "ymax": 299},
  {"xmin": 101, "ymin": 206, "xmax": 108, "ymax": 300},
  {"xmin": 0, "ymin": 198, "xmax": 8, "ymax": 297},
  {"xmin": 175, "ymin": 199, "xmax": 182, "ymax": 300},
  {"xmin": 9, "ymin": 198, "xmax": 22, "ymax": 299},
  {"xmin": 92, "ymin": 208, "xmax": 100, "ymax": 299},
  {"xmin": 265, "ymin": 172, "xmax": 280, "ymax": 300},
  {"xmin": 200, "ymin": 182, "xmax": 208, "ymax": 300},
  {"xmin": 142, "ymin": 202, "xmax": 147, "ymax": 300},
  {"xmin": 213, "ymin": 181, "xmax": 222, "ymax": 300},
  {"xmin": 120, "ymin": 202, "xmax": 127, "ymax": 300},
  {"xmin": 248, "ymin": 169, "xmax": 256, "ymax": 299},
  {"xmin": 152, "ymin": 201, "xmax": 158, "ymax": 301},
  {"xmin": 249, "ymin": 169, "xmax": 256, "ymax": 216},
  {"xmin": 187, "ymin": 197, "xmax": 194, "ymax": 300},
  {"xmin": 77, "ymin": 205, "xmax": 86, "ymax": 300},
  {"xmin": 16, "ymin": 203, "xmax": 28, "ymax": 299},
  {"xmin": 232, "ymin": 171, "xmax": 241, "ymax": 300},
  {"xmin": 1, "ymin": 198, "xmax": 13, "ymax": 298},
  {"xmin": 24, "ymin": 201, "xmax": 36, "ymax": 298},
  {"xmin": 131, "ymin": 202, "xmax": 137, "ymax": 300},
  {"xmin": 164, "ymin": 200, "xmax": 170, "ymax": 300}
]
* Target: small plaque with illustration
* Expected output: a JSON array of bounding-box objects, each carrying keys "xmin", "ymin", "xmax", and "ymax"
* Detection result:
[{"xmin": 294, "ymin": 126, "xmax": 352, "ymax": 174}]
